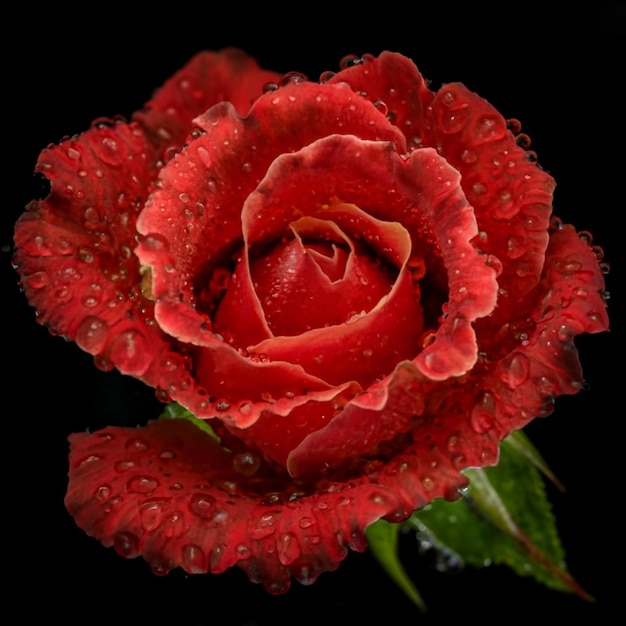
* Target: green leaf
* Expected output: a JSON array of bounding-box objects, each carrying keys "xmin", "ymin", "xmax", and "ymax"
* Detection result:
[
  {"xmin": 407, "ymin": 432, "xmax": 592, "ymax": 600},
  {"xmin": 157, "ymin": 402, "xmax": 222, "ymax": 443},
  {"xmin": 366, "ymin": 519, "xmax": 428, "ymax": 612},
  {"xmin": 502, "ymin": 430, "xmax": 564, "ymax": 491}
]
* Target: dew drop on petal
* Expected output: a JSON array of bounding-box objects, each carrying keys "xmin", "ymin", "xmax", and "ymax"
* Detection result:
[
  {"xmin": 499, "ymin": 353, "xmax": 530, "ymax": 387},
  {"xmin": 76, "ymin": 315, "xmax": 109, "ymax": 353},
  {"xmin": 93, "ymin": 484, "xmax": 112, "ymax": 502},
  {"xmin": 232, "ymin": 451, "xmax": 260, "ymax": 476},
  {"xmin": 139, "ymin": 500, "xmax": 163, "ymax": 531},
  {"xmin": 114, "ymin": 531, "xmax": 138, "ymax": 556},
  {"xmin": 125, "ymin": 438, "xmax": 149, "ymax": 452},
  {"xmin": 470, "ymin": 392, "xmax": 496, "ymax": 433},
  {"xmin": 277, "ymin": 532, "xmax": 301, "ymax": 565},
  {"xmin": 126, "ymin": 475, "xmax": 159, "ymax": 494},
  {"xmin": 189, "ymin": 493, "xmax": 218, "ymax": 519},
  {"xmin": 114, "ymin": 459, "xmax": 137, "ymax": 472},
  {"xmin": 25, "ymin": 271, "xmax": 49, "ymax": 289},
  {"xmin": 182, "ymin": 543, "xmax": 206, "ymax": 573}
]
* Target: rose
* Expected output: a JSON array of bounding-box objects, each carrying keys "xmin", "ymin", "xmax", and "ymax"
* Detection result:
[{"xmin": 14, "ymin": 49, "xmax": 608, "ymax": 592}]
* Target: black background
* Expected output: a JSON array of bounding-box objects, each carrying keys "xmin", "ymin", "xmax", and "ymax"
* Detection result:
[{"xmin": 5, "ymin": 3, "xmax": 623, "ymax": 623}]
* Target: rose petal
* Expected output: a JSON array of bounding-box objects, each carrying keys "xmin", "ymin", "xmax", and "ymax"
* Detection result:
[
  {"xmin": 331, "ymin": 53, "xmax": 556, "ymax": 328},
  {"xmin": 421, "ymin": 82, "xmax": 556, "ymax": 322},
  {"xmin": 327, "ymin": 51, "xmax": 434, "ymax": 148},
  {"xmin": 288, "ymin": 361, "xmax": 426, "ymax": 477},
  {"xmin": 483, "ymin": 224, "xmax": 609, "ymax": 433},
  {"xmin": 66, "ymin": 419, "xmax": 400, "ymax": 591},
  {"xmin": 13, "ymin": 120, "xmax": 169, "ymax": 375},
  {"xmin": 135, "ymin": 48, "xmax": 281, "ymax": 150},
  {"xmin": 15, "ymin": 48, "xmax": 279, "ymax": 382}
]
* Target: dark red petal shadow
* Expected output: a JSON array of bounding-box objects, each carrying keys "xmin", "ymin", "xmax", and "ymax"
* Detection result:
[{"xmin": 66, "ymin": 419, "xmax": 400, "ymax": 592}]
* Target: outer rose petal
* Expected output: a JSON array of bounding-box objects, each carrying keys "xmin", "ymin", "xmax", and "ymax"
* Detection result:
[
  {"xmin": 15, "ymin": 48, "xmax": 279, "ymax": 388},
  {"xmin": 330, "ymin": 52, "xmax": 556, "ymax": 331},
  {"xmin": 66, "ymin": 419, "xmax": 400, "ymax": 591},
  {"xmin": 13, "ymin": 121, "xmax": 167, "ymax": 376},
  {"xmin": 135, "ymin": 48, "xmax": 282, "ymax": 148},
  {"xmin": 482, "ymin": 224, "xmax": 609, "ymax": 435}
]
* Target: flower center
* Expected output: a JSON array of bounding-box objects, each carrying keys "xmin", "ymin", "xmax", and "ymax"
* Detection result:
[{"xmin": 249, "ymin": 218, "xmax": 397, "ymax": 336}]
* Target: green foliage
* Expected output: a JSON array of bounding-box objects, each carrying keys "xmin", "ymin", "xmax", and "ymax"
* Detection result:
[
  {"xmin": 157, "ymin": 402, "xmax": 222, "ymax": 442},
  {"xmin": 366, "ymin": 519, "xmax": 427, "ymax": 612},
  {"xmin": 370, "ymin": 431, "xmax": 591, "ymax": 608}
]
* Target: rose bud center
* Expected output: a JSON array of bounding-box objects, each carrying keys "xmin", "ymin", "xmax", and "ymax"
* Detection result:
[{"xmin": 246, "ymin": 218, "xmax": 397, "ymax": 336}]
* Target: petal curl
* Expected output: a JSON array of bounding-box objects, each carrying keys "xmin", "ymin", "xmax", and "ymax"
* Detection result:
[
  {"xmin": 135, "ymin": 48, "xmax": 281, "ymax": 149},
  {"xmin": 327, "ymin": 51, "xmax": 434, "ymax": 147},
  {"xmin": 66, "ymin": 419, "xmax": 400, "ymax": 592},
  {"xmin": 421, "ymin": 82, "xmax": 556, "ymax": 324},
  {"xmin": 481, "ymin": 224, "xmax": 609, "ymax": 435},
  {"xmin": 13, "ymin": 121, "xmax": 167, "ymax": 376}
]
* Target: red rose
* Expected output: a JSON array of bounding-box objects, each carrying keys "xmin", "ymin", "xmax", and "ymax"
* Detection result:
[{"xmin": 14, "ymin": 49, "xmax": 608, "ymax": 592}]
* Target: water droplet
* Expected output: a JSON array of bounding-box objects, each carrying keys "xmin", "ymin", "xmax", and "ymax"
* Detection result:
[
  {"xmin": 372, "ymin": 99, "xmax": 388, "ymax": 116},
  {"xmin": 76, "ymin": 316, "xmax": 109, "ymax": 356},
  {"xmin": 471, "ymin": 182, "xmax": 487, "ymax": 196},
  {"xmin": 262, "ymin": 81, "xmax": 279, "ymax": 93},
  {"xmin": 319, "ymin": 70, "xmax": 336, "ymax": 83},
  {"xmin": 93, "ymin": 484, "xmax": 112, "ymax": 501},
  {"xmin": 470, "ymin": 392, "xmax": 496, "ymax": 433},
  {"xmin": 277, "ymin": 532, "xmax": 301, "ymax": 565},
  {"xmin": 164, "ymin": 511, "xmax": 185, "ymax": 538},
  {"xmin": 159, "ymin": 450, "xmax": 176, "ymax": 460},
  {"xmin": 494, "ymin": 189, "xmax": 517, "ymax": 219},
  {"xmin": 142, "ymin": 235, "xmax": 169, "ymax": 253},
  {"xmin": 78, "ymin": 454, "xmax": 101, "ymax": 466},
  {"xmin": 195, "ymin": 145, "xmax": 213, "ymax": 169},
  {"xmin": 421, "ymin": 476, "xmax": 435, "ymax": 491},
  {"xmin": 440, "ymin": 105, "xmax": 470, "ymax": 134},
  {"xmin": 461, "ymin": 149, "xmax": 477, "ymax": 163},
  {"xmin": 113, "ymin": 531, "xmax": 138, "ymax": 556},
  {"xmin": 236, "ymin": 543, "xmax": 251, "ymax": 559},
  {"xmin": 126, "ymin": 438, "xmax": 149, "ymax": 452},
  {"xmin": 299, "ymin": 516, "xmax": 315, "ymax": 529},
  {"xmin": 232, "ymin": 451, "xmax": 260, "ymax": 476},
  {"xmin": 139, "ymin": 501, "xmax": 163, "ymax": 531},
  {"xmin": 339, "ymin": 54, "xmax": 362, "ymax": 69},
  {"xmin": 103, "ymin": 495, "xmax": 122, "ymax": 513},
  {"xmin": 24, "ymin": 271, "xmax": 49, "ymax": 290},
  {"xmin": 447, "ymin": 435, "xmax": 461, "ymax": 452},
  {"xmin": 189, "ymin": 493, "xmax": 218, "ymax": 519},
  {"xmin": 474, "ymin": 115, "xmax": 504, "ymax": 143},
  {"xmin": 114, "ymin": 459, "xmax": 137, "ymax": 472},
  {"xmin": 499, "ymin": 352, "xmax": 530, "ymax": 387},
  {"xmin": 126, "ymin": 475, "xmax": 159, "ymax": 494},
  {"xmin": 182, "ymin": 543, "xmax": 206, "ymax": 573},
  {"xmin": 251, "ymin": 511, "xmax": 280, "ymax": 539},
  {"xmin": 506, "ymin": 236, "xmax": 526, "ymax": 259}
]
